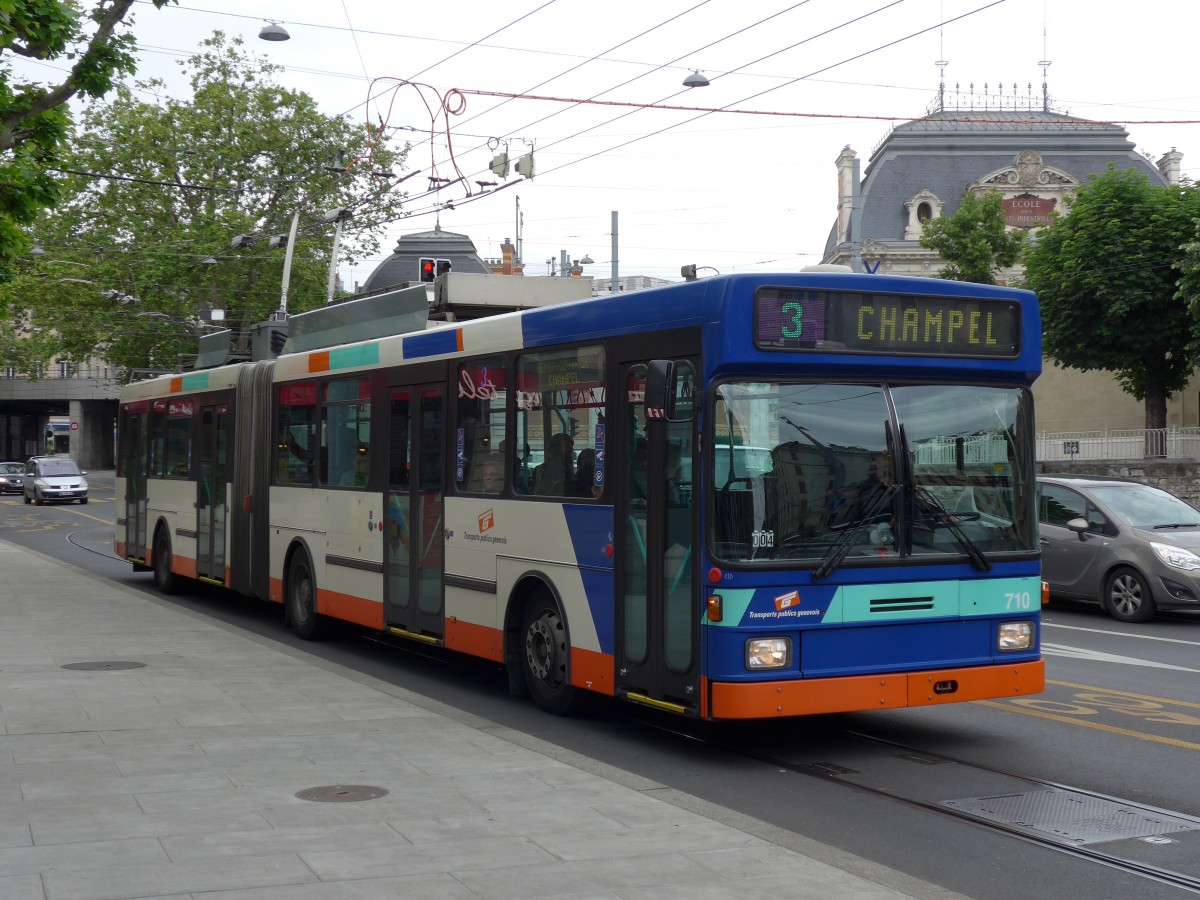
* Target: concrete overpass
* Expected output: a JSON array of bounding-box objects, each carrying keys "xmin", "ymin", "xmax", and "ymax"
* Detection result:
[{"xmin": 0, "ymin": 366, "xmax": 119, "ymax": 468}]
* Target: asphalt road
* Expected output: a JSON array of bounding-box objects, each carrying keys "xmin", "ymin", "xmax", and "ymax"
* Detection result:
[{"xmin": 5, "ymin": 474, "xmax": 1200, "ymax": 899}]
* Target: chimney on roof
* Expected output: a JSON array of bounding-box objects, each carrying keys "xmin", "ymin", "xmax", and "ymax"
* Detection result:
[
  {"xmin": 1157, "ymin": 147, "xmax": 1183, "ymax": 186},
  {"xmin": 490, "ymin": 238, "xmax": 524, "ymax": 276}
]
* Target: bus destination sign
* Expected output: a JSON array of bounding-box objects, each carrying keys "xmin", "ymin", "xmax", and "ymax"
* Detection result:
[{"xmin": 754, "ymin": 288, "xmax": 1021, "ymax": 358}]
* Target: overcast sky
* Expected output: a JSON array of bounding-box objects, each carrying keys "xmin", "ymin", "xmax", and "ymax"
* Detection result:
[{"xmin": 22, "ymin": 0, "xmax": 1200, "ymax": 287}]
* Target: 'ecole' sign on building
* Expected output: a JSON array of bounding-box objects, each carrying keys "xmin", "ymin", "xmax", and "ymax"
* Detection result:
[{"xmin": 1002, "ymin": 194, "xmax": 1057, "ymax": 228}]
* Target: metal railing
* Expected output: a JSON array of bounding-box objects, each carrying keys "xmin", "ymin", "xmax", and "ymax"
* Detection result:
[
  {"xmin": 1036, "ymin": 428, "xmax": 1200, "ymax": 461},
  {"xmin": 2, "ymin": 363, "xmax": 115, "ymax": 381}
]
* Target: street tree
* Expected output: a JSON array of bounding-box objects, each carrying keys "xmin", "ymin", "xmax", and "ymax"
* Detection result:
[
  {"xmin": 918, "ymin": 190, "xmax": 1026, "ymax": 284},
  {"xmin": 1, "ymin": 0, "xmax": 173, "ymax": 272},
  {"xmin": 18, "ymin": 32, "xmax": 409, "ymax": 377},
  {"xmin": 1023, "ymin": 166, "xmax": 1200, "ymax": 430}
]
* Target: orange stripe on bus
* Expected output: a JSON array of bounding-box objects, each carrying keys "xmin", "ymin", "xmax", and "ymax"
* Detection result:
[
  {"xmin": 570, "ymin": 647, "xmax": 614, "ymax": 695},
  {"xmin": 456, "ymin": 329, "xmax": 464, "ymax": 352},
  {"xmin": 445, "ymin": 619, "xmax": 503, "ymax": 662},
  {"xmin": 169, "ymin": 377, "xmax": 183, "ymax": 393},
  {"xmin": 708, "ymin": 660, "xmax": 1044, "ymax": 719},
  {"xmin": 309, "ymin": 351, "xmax": 331, "ymax": 372},
  {"xmin": 317, "ymin": 587, "xmax": 383, "ymax": 630}
]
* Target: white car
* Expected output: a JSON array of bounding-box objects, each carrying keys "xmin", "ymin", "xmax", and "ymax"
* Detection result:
[{"xmin": 23, "ymin": 456, "xmax": 89, "ymax": 505}]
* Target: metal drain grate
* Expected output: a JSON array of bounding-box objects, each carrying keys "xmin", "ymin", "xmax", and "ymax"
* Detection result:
[
  {"xmin": 295, "ymin": 785, "xmax": 389, "ymax": 803},
  {"xmin": 798, "ymin": 762, "xmax": 859, "ymax": 777},
  {"xmin": 61, "ymin": 661, "xmax": 146, "ymax": 670},
  {"xmin": 944, "ymin": 790, "xmax": 1198, "ymax": 845}
]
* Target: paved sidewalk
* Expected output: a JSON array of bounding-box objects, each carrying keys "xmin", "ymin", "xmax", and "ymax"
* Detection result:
[{"xmin": 0, "ymin": 539, "xmax": 966, "ymax": 900}]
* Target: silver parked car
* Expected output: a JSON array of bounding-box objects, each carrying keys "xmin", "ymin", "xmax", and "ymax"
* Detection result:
[{"xmin": 1038, "ymin": 475, "xmax": 1200, "ymax": 622}]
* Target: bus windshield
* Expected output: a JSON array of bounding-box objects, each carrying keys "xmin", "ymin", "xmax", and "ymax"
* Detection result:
[{"xmin": 710, "ymin": 381, "xmax": 1037, "ymax": 565}]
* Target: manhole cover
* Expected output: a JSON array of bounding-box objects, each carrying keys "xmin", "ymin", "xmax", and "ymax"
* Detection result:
[
  {"xmin": 61, "ymin": 661, "xmax": 146, "ymax": 670},
  {"xmin": 295, "ymin": 785, "xmax": 389, "ymax": 803},
  {"xmin": 944, "ymin": 790, "xmax": 1198, "ymax": 845}
]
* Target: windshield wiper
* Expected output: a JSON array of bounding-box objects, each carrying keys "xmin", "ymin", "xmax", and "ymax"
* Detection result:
[
  {"xmin": 814, "ymin": 482, "xmax": 899, "ymax": 580},
  {"xmin": 1152, "ymin": 523, "xmax": 1200, "ymax": 530},
  {"xmin": 916, "ymin": 486, "xmax": 991, "ymax": 572}
]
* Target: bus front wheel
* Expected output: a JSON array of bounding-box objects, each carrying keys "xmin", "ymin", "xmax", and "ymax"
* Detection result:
[
  {"xmin": 287, "ymin": 552, "xmax": 323, "ymax": 640},
  {"xmin": 521, "ymin": 594, "xmax": 579, "ymax": 715}
]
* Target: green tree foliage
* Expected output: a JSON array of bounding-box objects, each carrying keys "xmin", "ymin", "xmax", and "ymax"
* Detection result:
[
  {"xmin": 918, "ymin": 190, "xmax": 1026, "ymax": 284},
  {"xmin": 14, "ymin": 32, "xmax": 409, "ymax": 377},
  {"xmin": 1, "ymin": 0, "xmax": 172, "ymax": 271},
  {"xmin": 1023, "ymin": 166, "xmax": 1200, "ymax": 430}
]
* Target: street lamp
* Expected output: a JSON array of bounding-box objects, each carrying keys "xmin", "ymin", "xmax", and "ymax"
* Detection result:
[
  {"xmin": 683, "ymin": 70, "xmax": 710, "ymax": 88},
  {"xmin": 259, "ymin": 21, "xmax": 290, "ymax": 41}
]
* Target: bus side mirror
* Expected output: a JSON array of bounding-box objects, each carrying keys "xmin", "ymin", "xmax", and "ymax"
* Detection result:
[{"xmin": 645, "ymin": 359, "xmax": 695, "ymax": 423}]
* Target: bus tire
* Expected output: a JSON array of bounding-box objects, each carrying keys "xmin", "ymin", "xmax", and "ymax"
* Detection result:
[
  {"xmin": 287, "ymin": 551, "xmax": 323, "ymax": 640},
  {"xmin": 152, "ymin": 529, "xmax": 180, "ymax": 595},
  {"xmin": 520, "ymin": 592, "xmax": 579, "ymax": 715}
]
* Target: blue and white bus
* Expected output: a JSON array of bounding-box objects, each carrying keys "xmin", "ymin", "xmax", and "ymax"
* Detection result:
[{"xmin": 117, "ymin": 270, "xmax": 1044, "ymax": 718}]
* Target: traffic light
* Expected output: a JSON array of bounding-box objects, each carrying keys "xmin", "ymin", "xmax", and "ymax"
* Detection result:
[
  {"xmin": 436, "ymin": 258, "xmax": 452, "ymax": 277},
  {"xmin": 419, "ymin": 258, "xmax": 436, "ymax": 282}
]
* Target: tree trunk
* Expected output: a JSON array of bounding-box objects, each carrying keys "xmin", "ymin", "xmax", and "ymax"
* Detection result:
[{"xmin": 1144, "ymin": 382, "xmax": 1167, "ymax": 457}]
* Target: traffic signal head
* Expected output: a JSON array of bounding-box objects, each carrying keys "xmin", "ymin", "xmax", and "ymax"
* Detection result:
[
  {"xmin": 436, "ymin": 258, "xmax": 452, "ymax": 277},
  {"xmin": 419, "ymin": 258, "xmax": 436, "ymax": 282}
]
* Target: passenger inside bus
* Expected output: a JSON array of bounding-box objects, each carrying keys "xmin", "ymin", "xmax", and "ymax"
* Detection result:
[
  {"xmin": 479, "ymin": 453, "xmax": 504, "ymax": 493},
  {"xmin": 534, "ymin": 432, "xmax": 575, "ymax": 495},
  {"xmin": 340, "ymin": 454, "xmax": 370, "ymax": 487},
  {"xmin": 573, "ymin": 448, "xmax": 601, "ymax": 498}
]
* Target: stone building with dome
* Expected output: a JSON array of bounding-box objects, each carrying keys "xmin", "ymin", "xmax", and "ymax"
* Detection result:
[
  {"xmin": 820, "ymin": 89, "xmax": 1194, "ymax": 436},
  {"xmin": 359, "ymin": 224, "xmax": 495, "ymax": 294}
]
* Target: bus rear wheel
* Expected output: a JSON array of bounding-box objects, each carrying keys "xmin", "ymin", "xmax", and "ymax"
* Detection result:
[
  {"xmin": 152, "ymin": 530, "xmax": 180, "ymax": 595},
  {"xmin": 287, "ymin": 552, "xmax": 323, "ymax": 640},
  {"xmin": 521, "ymin": 595, "xmax": 579, "ymax": 715}
]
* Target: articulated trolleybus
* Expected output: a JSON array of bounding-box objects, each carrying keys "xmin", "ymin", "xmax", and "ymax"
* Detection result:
[{"xmin": 116, "ymin": 270, "xmax": 1044, "ymax": 719}]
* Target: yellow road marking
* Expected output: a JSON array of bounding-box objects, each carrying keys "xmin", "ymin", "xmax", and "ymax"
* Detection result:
[
  {"xmin": 56, "ymin": 507, "xmax": 114, "ymax": 526},
  {"xmin": 1047, "ymin": 679, "xmax": 1200, "ymax": 711},
  {"xmin": 977, "ymin": 699, "xmax": 1200, "ymax": 751},
  {"xmin": 979, "ymin": 691, "xmax": 1200, "ymax": 753}
]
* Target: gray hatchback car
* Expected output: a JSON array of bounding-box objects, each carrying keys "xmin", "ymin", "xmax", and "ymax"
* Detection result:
[{"xmin": 1038, "ymin": 474, "xmax": 1200, "ymax": 622}]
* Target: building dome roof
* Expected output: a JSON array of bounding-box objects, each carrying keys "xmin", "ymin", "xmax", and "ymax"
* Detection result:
[{"xmin": 360, "ymin": 224, "xmax": 491, "ymax": 293}]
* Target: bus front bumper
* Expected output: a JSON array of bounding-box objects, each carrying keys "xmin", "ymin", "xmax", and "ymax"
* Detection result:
[{"xmin": 708, "ymin": 659, "xmax": 1044, "ymax": 719}]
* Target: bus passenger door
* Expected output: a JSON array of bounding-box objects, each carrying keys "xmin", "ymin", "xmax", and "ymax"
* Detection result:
[
  {"xmin": 384, "ymin": 383, "xmax": 446, "ymax": 641},
  {"xmin": 195, "ymin": 403, "xmax": 230, "ymax": 584},
  {"xmin": 124, "ymin": 411, "xmax": 149, "ymax": 561},
  {"xmin": 615, "ymin": 360, "xmax": 700, "ymax": 714}
]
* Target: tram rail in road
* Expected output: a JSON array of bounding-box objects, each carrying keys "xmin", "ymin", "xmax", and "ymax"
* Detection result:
[{"xmin": 762, "ymin": 729, "xmax": 1200, "ymax": 894}]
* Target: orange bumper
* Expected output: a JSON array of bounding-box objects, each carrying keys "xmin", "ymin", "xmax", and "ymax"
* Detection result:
[{"xmin": 708, "ymin": 659, "xmax": 1044, "ymax": 719}]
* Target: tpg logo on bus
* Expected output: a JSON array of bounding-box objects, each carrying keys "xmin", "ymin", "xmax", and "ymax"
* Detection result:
[
  {"xmin": 774, "ymin": 590, "xmax": 801, "ymax": 611},
  {"xmin": 478, "ymin": 509, "xmax": 495, "ymax": 533}
]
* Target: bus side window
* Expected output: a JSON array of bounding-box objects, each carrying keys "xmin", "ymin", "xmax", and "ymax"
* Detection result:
[
  {"xmin": 277, "ymin": 382, "xmax": 317, "ymax": 485},
  {"xmin": 456, "ymin": 356, "xmax": 507, "ymax": 493}
]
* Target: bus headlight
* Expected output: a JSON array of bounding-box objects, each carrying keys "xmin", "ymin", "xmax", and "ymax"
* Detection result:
[
  {"xmin": 998, "ymin": 621, "xmax": 1033, "ymax": 652},
  {"xmin": 746, "ymin": 638, "xmax": 791, "ymax": 669}
]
